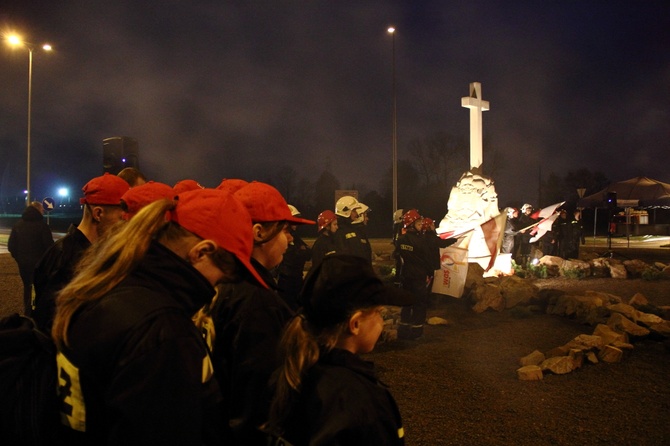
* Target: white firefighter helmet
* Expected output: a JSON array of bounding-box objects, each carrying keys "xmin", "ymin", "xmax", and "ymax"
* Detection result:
[
  {"xmin": 287, "ymin": 204, "xmax": 301, "ymax": 217},
  {"xmin": 521, "ymin": 203, "xmax": 533, "ymax": 213},
  {"xmin": 335, "ymin": 196, "xmax": 362, "ymax": 218},
  {"xmin": 393, "ymin": 208, "xmax": 404, "ymax": 224}
]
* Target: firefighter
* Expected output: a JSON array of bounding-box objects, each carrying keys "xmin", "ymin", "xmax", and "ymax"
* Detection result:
[{"xmin": 334, "ymin": 196, "xmax": 372, "ymax": 264}]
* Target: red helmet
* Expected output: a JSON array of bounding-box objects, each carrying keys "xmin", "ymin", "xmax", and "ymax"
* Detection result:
[
  {"xmin": 402, "ymin": 209, "xmax": 422, "ymax": 229},
  {"xmin": 317, "ymin": 210, "xmax": 337, "ymax": 232},
  {"xmin": 420, "ymin": 217, "xmax": 435, "ymax": 233}
]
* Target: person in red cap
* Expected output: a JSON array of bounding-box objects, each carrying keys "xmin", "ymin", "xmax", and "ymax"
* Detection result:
[
  {"xmin": 309, "ymin": 209, "xmax": 339, "ymax": 271},
  {"xmin": 199, "ymin": 181, "xmax": 314, "ymax": 445},
  {"xmin": 33, "ymin": 173, "xmax": 130, "ymax": 333},
  {"xmin": 51, "ymin": 189, "xmax": 259, "ymax": 445},
  {"xmin": 120, "ymin": 180, "xmax": 175, "ymax": 220},
  {"xmin": 263, "ymin": 255, "xmax": 414, "ymax": 445},
  {"xmin": 173, "ymin": 179, "xmax": 204, "ymax": 195}
]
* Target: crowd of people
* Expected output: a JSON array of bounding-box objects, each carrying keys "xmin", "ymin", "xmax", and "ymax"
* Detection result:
[
  {"xmin": 6, "ymin": 171, "xmax": 418, "ymax": 446},
  {"xmin": 501, "ymin": 203, "xmax": 585, "ymax": 267},
  {"xmin": 6, "ymin": 166, "xmax": 588, "ymax": 445}
]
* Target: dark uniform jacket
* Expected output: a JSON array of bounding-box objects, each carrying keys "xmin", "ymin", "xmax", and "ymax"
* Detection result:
[
  {"xmin": 8, "ymin": 205, "xmax": 54, "ymax": 271},
  {"xmin": 210, "ymin": 258, "xmax": 294, "ymax": 445},
  {"xmin": 56, "ymin": 242, "xmax": 224, "ymax": 446},
  {"xmin": 309, "ymin": 233, "xmax": 338, "ymax": 271},
  {"xmin": 396, "ymin": 230, "xmax": 434, "ymax": 290},
  {"xmin": 335, "ymin": 219, "xmax": 372, "ymax": 264},
  {"xmin": 276, "ymin": 232, "xmax": 312, "ymax": 310},
  {"xmin": 270, "ymin": 348, "xmax": 405, "ymax": 446},
  {"xmin": 33, "ymin": 226, "xmax": 91, "ymax": 333}
]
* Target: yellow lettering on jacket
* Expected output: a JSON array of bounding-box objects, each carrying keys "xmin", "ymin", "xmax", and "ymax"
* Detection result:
[
  {"xmin": 57, "ymin": 351, "xmax": 86, "ymax": 432},
  {"xmin": 345, "ymin": 232, "xmax": 356, "ymax": 239},
  {"xmin": 400, "ymin": 244, "xmax": 414, "ymax": 252}
]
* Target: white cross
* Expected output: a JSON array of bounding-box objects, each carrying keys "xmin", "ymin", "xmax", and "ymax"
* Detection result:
[{"xmin": 461, "ymin": 82, "xmax": 490, "ymax": 170}]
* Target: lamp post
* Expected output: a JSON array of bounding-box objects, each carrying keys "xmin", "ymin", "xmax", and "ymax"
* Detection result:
[
  {"xmin": 387, "ymin": 26, "xmax": 398, "ymax": 214},
  {"xmin": 6, "ymin": 34, "xmax": 52, "ymax": 205}
]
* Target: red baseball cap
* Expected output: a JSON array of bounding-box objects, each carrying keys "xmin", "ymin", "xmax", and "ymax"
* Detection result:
[
  {"xmin": 173, "ymin": 179, "xmax": 204, "ymax": 194},
  {"xmin": 120, "ymin": 181, "xmax": 176, "ymax": 220},
  {"xmin": 234, "ymin": 181, "xmax": 315, "ymax": 225},
  {"xmin": 216, "ymin": 178, "xmax": 249, "ymax": 195},
  {"xmin": 170, "ymin": 189, "xmax": 269, "ymax": 289},
  {"xmin": 80, "ymin": 173, "xmax": 130, "ymax": 205}
]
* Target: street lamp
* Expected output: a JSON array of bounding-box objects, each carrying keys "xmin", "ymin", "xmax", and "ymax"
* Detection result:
[
  {"xmin": 5, "ymin": 34, "xmax": 52, "ymax": 205},
  {"xmin": 387, "ymin": 26, "xmax": 398, "ymax": 214}
]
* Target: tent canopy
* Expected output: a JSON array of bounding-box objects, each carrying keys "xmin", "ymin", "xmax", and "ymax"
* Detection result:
[{"xmin": 578, "ymin": 176, "xmax": 670, "ymax": 208}]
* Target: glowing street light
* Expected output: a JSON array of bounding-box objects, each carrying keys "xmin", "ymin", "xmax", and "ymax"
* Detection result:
[
  {"xmin": 387, "ymin": 26, "xmax": 398, "ymax": 214},
  {"xmin": 5, "ymin": 33, "xmax": 53, "ymax": 204}
]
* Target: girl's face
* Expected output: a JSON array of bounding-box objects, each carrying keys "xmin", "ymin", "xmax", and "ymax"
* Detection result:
[
  {"xmin": 253, "ymin": 223, "xmax": 292, "ymax": 269},
  {"xmin": 353, "ymin": 306, "xmax": 385, "ymax": 354},
  {"xmin": 328, "ymin": 219, "xmax": 338, "ymax": 233}
]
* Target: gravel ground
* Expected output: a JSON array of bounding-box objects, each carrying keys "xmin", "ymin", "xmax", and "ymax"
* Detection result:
[{"xmin": 2, "ymin": 252, "xmax": 669, "ymax": 445}]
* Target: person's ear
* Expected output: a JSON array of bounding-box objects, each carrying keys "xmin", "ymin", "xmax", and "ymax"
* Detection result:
[
  {"xmin": 348, "ymin": 311, "xmax": 363, "ymax": 336},
  {"xmin": 91, "ymin": 206, "xmax": 104, "ymax": 223},
  {"xmin": 187, "ymin": 240, "xmax": 217, "ymax": 263},
  {"xmin": 252, "ymin": 223, "xmax": 265, "ymax": 242}
]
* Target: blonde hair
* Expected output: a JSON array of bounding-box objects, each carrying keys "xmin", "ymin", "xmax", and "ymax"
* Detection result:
[{"xmin": 51, "ymin": 198, "xmax": 242, "ymax": 349}]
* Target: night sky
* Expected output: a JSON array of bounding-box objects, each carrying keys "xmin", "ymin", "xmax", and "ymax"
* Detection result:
[{"xmin": 1, "ymin": 1, "xmax": 669, "ymax": 208}]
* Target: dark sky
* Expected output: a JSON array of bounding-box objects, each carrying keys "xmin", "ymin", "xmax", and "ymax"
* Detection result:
[{"xmin": 1, "ymin": 0, "xmax": 669, "ymax": 206}]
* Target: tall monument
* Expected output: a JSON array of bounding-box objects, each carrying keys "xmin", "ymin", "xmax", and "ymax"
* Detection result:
[{"xmin": 437, "ymin": 82, "xmax": 499, "ymax": 266}]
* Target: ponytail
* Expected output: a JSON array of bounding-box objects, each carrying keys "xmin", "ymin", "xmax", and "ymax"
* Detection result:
[
  {"xmin": 52, "ymin": 199, "xmax": 175, "ymax": 348},
  {"xmin": 268, "ymin": 315, "xmax": 347, "ymax": 430}
]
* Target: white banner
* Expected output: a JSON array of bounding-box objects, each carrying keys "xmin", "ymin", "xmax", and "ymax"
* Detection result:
[{"xmin": 432, "ymin": 246, "xmax": 469, "ymax": 298}]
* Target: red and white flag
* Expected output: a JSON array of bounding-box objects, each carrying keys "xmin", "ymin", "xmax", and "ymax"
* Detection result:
[{"xmin": 528, "ymin": 201, "xmax": 565, "ymax": 243}]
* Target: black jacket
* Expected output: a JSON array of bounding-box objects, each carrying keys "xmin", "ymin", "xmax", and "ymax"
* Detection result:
[
  {"xmin": 8, "ymin": 205, "xmax": 54, "ymax": 268},
  {"xmin": 56, "ymin": 242, "xmax": 224, "ymax": 446},
  {"xmin": 33, "ymin": 227, "xmax": 91, "ymax": 333},
  {"xmin": 269, "ymin": 348, "xmax": 405, "ymax": 446},
  {"xmin": 396, "ymin": 230, "xmax": 434, "ymax": 289},
  {"xmin": 309, "ymin": 232, "xmax": 338, "ymax": 270},
  {"xmin": 334, "ymin": 219, "xmax": 372, "ymax": 264},
  {"xmin": 210, "ymin": 258, "xmax": 294, "ymax": 445}
]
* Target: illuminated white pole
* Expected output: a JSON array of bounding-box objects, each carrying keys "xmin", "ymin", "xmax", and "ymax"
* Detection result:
[
  {"xmin": 6, "ymin": 35, "xmax": 52, "ymax": 204},
  {"xmin": 388, "ymin": 26, "xmax": 397, "ymax": 214}
]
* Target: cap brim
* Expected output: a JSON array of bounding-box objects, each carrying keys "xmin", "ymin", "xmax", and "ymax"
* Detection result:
[
  {"xmin": 369, "ymin": 284, "xmax": 415, "ymax": 307},
  {"xmin": 287, "ymin": 216, "xmax": 316, "ymax": 225},
  {"xmin": 236, "ymin": 256, "xmax": 271, "ymax": 289}
]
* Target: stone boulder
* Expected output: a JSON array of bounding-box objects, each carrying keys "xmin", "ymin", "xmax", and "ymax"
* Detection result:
[
  {"xmin": 628, "ymin": 292, "xmax": 649, "ymax": 306},
  {"xmin": 606, "ymin": 258, "xmax": 628, "ymax": 279},
  {"xmin": 589, "ymin": 257, "xmax": 610, "ymax": 277},
  {"xmin": 470, "ymin": 283, "xmax": 504, "ymax": 313},
  {"xmin": 623, "ymin": 259, "xmax": 650, "ymax": 278},
  {"xmin": 519, "ymin": 349, "xmax": 545, "ymax": 367},
  {"xmin": 499, "ymin": 275, "xmax": 539, "ymax": 308},
  {"xmin": 546, "ymin": 294, "xmax": 610, "ymax": 325},
  {"xmin": 538, "ymin": 255, "xmax": 563, "ymax": 277},
  {"xmin": 560, "ymin": 259, "xmax": 591, "ymax": 278},
  {"xmin": 606, "ymin": 312, "xmax": 650, "ymax": 338},
  {"xmin": 517, "ymin": 365, "xmax": 543, "ymax": 381},
  {"xmin": 593, "ymin": 323, "xmax": 628, "ymax": 345}
]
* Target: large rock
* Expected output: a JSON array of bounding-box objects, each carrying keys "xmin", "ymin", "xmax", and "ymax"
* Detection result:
[
  {"xmin": 519, "ymin": 349, "xmax": 545, "ymax": 367},
  {"xmin": 584, "ymin": 290, "xmax": 622, "ymax": 306},
  {"xmin": 517, "ymin": 365, "xmax": 543, "ymax": 381},
  {"xmin": 499, "ymin": 275, "xmax": 539, "ymax": 308},
  {"xmin": 607, "ymin": 259, "xmax": 628, "ymax": 279},
  {"xmin": 464, "ymin": 262, "xmax": 486, "ymax": 294},
  {"xmin": 607, "ymin": 312, "xmax": 650, "ymax": 338},
  {"xmin": 628, "ymin": 292, "xmax": 649, "ymax": 306},
  {"xmin": 541, "ymin": 356, "xmax": 578, "ymax": 374},
  {"xmin": 608, "ymin": 303, "xmax": 639, "ymax": 322},
  {"xmin": 647, "ymin": 321, "xmax": 670, "ymax": 339},
  {"xmin": 538, "ymin": 255, "xmax": 563, "ymax": 277},
  {"xmin": 590, "ymin": 257, "xmax": 610, "ymax": 277},
  {"xmin": 593, "ymin": 324, "xmax": 628, "ymax": 345},
  {"xmin": 547, "ymin": 294, "xmax": 610, "ymax": 325},
  {"xmin": 560, "ymin": 259, "xmax": 591, "ymax": 278},
  {"xmin": 623, "ymin": 259, "xmax": 650, "ymax": 277},
  {"xmin": 563, "ymin": 334, "xmax": 604, "ymax": 351},
  {"xmin": 470, "ymin": 283, "xmax": 504, "ymax": 313},
  {"xmin": 598, "ymin": 345, "xmax": 623, "ymax": 363}
]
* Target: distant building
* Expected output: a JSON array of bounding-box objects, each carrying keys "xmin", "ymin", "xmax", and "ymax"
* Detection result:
[{"xmin": 103, "ymin": 136, "xmax": 140, "ymax": 174}]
